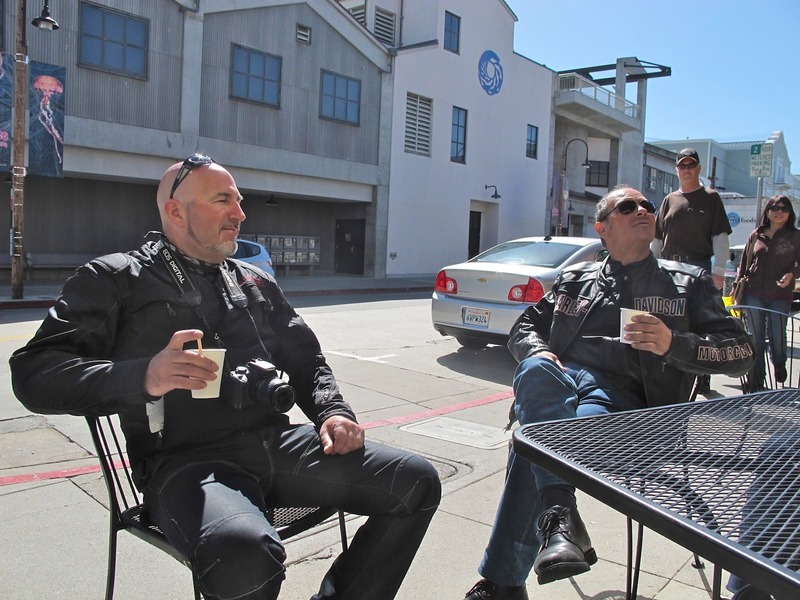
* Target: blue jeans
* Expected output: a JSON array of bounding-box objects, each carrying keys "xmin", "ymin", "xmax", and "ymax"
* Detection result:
[
  {"xmin": 143, "ymin": 424, "xmax": 441, "ymax": 600},
  {"xmin": 478, "ymin": 356, "xmax": 646, "ymax": 586},
  {"xmin": 743, "ymin": 294, "xmax": 791, "ymax": 388}
]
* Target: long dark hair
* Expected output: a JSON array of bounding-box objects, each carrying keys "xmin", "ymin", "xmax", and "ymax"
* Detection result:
[{"xmin": 759, "ymin": 194, "xmax": 797, "ymax": 231}]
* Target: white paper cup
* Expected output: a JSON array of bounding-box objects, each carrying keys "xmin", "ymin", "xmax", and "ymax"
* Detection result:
[
  {"xmin": 188, "ymin": 348, "xmax": 226, "ymax": 398},
  {"xmin": 620, "ymin": 308, "xmax": 647, "ymax": 344}
]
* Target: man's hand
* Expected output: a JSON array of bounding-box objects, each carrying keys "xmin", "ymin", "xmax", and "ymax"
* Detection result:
[
  {"xmin": 319, "ymin": 415, "xmax": 365, "ymax": 455},
  {"xmin": 711, "ymin": 273, "xmax": 724, "ymax": 290},
  {"xmin": 536, "ymin": 350, "xmax": 566, "ymax": 371},
  {"xmin": 625, "ymin": 314, "xmax": 673, "ymax": 356},
  {"xmin": 144, "ymin": 330, "xmax": 220, "ymax": 397}
]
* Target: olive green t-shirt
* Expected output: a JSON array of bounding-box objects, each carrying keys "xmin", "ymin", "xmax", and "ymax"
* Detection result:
[{"xmin": 655, "ymin": 186, "xmax": 732, "ymax": 258}]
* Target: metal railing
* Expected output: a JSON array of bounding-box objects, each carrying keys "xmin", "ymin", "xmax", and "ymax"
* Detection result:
[
  {"xmin": 729, "ymin": 304, "xmax": 800, "ymax": 392},
  {"xmin": 558, "ymin": 73, "xmax": 639, "ymax": 119}
]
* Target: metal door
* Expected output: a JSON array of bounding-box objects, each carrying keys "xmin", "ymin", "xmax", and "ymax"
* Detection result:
[{"xmin": 334, "ymin": 219, "xmax": 365, "ymax": 275}]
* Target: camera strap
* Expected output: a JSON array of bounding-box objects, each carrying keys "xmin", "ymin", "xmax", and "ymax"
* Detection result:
[
  {"xmin": 156, "ymin": 240, "xmax": 203, "ymax": 307},
  {"xmin": 154, "ymin": 237, "xmax": 272, "ymax": 364},
  {"xmin": 155, "ymin": 239, "xmax": 234, "ymax": 349}
]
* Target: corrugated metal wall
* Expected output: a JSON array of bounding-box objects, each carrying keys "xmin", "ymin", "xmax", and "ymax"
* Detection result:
[
  {"xmin": 201, "ymin": 4, "xmax": 381, "ymax": 164},
  {"xmin": 19, "ymin": 0, "xmax": 184, "ymax": 131}
]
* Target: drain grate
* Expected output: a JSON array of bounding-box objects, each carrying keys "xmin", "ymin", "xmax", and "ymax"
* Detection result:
[{"xmin": 400, "ymin": 416, "xmax": 511, "ymax": 449}]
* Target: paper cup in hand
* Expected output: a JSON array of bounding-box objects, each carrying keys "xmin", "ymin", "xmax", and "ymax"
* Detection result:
[
  {"xmin": 188, "ymin": 348, "xmax": 226, "ymax": 398},
  {"xmin": 620, "ymin": 308, "xmax": 647, "ymax": 344}
]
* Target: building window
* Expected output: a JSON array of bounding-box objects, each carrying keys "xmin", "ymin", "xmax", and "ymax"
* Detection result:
[
  {"xmin": 296, "ymin": 24, "xmax": 312, "ymax": 44},
  {"xmin": 321, "ymin": 70, "xmax": 361, "ymax": 125},
  {"xmin": 586, "ymin": 160, "xmax": 610, "ymax": 187},
  {"xmin": 526, "ymin": 125, "xmax": 538, "ymax": 159},
  {"xmin": 405, "ymin": 93, "xmax": 433, "ymax": 156},
  {"xmin": 662, "ymin": 175, "xmax": 674, "ymax": 196},
  {"xmin": 80, "ymin": 2, "xmax": 148, "ymax": 78},
  {"xmin": 374, "ymin": 7, "xmax": 396, "ymax": 46},
  {"xmin": 231, "ymin": 45, "xmax": 281, "ymax": 107},
  {"xmin": 444, "ymin": 11, "xmax": 460, "ymax": 54},
  {"xmin": 647, "ymin": 167, "xmax": 657, "ymax": 190},
  {"xmin": 451, "ymin": 106, "xmax": 467, "ymax": 163}
]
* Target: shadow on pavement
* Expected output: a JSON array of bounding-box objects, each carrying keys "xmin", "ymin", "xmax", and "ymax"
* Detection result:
[{"xmin": 437, "ymin": 343, "xmax": 517, "ymax": 386}]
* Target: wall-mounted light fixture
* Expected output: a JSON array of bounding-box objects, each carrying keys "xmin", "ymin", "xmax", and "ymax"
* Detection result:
[
  {"xmin": 265, "ymin": 194, "xmax": 279, "ymax": 207},
  {"xmin": 32, "ymin": 0, "xmax": 59, "ymax": 30},
  {"xmin": 484, "ymin": 184, "xmax": 501, "ymax": 199},
  {"xmin": 562, "ymin": 138, "xmax": 591, "ymax": 171}
]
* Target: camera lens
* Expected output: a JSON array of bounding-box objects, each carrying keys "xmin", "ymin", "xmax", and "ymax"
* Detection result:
[{"xmin": 255, "ymin": 379, "xmax": 296, "ymax": 413}]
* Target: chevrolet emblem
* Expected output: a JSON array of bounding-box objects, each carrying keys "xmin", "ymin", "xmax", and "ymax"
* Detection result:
[{"xmin": 477, "ymin": 277, "xmax": 488, "ymax": 283}]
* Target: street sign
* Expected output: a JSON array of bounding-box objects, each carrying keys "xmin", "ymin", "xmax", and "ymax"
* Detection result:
[{"xmin": 749, "ymin": 143, "xmax": 773, "ymax": 178}]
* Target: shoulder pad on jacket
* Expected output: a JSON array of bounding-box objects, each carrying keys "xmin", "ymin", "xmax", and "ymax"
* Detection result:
[{"xmin": 91, "ymin": 253, "xmax": 134, "ymax": 273}]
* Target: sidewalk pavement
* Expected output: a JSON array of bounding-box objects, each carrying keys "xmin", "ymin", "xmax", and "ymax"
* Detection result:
[
  {"xmin": 0, "ymin": 273, "xmax": 437, "ymax": 309},
  {"xmin": 0, "ymin": 273, "xmax": 748, "ymax": 599}
]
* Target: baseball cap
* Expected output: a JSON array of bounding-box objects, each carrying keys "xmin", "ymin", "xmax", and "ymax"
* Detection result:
[{"xmin": 676, "ymin": 148, "xmax": 699, "ymax": 165}]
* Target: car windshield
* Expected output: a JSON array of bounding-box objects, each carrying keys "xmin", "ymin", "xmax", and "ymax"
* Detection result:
[
  {"xmin": 471, "ymin": 241, "xmax": 584, "ymax": 268},
  {"xmin": 233, "ymin": 242, "xmax": 258, "ymax": 259}
]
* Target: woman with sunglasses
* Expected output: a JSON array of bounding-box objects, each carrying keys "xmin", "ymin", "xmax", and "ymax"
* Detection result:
[{"xmin": 736, "ymin": 195, "xmax": 800, "ymax": 390}]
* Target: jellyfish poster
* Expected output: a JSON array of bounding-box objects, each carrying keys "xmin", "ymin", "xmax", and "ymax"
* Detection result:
[
  {"xmin": 28, "ymin": 61, "xmax": 65, "ymax": 178},
  {"xmin": 0, "ymin": 53, "xmax": 12, "ymax": 172}
]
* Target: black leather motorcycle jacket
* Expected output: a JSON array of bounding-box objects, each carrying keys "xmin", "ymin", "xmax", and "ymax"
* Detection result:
[
  {"xmin": 507, "ymin": 254, "xmax": 754, "ymax": 408},
  {"xmin": 10, "ymin": 240, "xmax": 356, "ymax": 480}
]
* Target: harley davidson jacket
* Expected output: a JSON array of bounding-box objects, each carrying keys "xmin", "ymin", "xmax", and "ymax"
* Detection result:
[{"xmin": 507, "ymin": 254, "xmax": 755, "ymax": 408}]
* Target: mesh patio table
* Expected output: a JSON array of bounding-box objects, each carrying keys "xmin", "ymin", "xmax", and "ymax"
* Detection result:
[{"xmin": 512, "ymin": 389, "xmax": 800, "ymax": 600}]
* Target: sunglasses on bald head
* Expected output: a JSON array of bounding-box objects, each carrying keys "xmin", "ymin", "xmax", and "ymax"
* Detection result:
[
  {"xmin": 169, "ymin": 153, "xmax": 215, "ymax": 199},
  {"xmin": 598, "ymin": 198, "xmax": 656, "ymax": 222}
]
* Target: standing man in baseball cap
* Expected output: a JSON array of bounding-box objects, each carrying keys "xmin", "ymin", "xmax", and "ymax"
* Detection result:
[{"xmin": 652, "ymin": 147, "xmax": 732, "ymax": 394}]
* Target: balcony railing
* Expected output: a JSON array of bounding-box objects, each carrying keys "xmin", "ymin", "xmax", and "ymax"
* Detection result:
[{"xmin": 558, "ymin": 73, "xmax": 639, "ymax": 119}]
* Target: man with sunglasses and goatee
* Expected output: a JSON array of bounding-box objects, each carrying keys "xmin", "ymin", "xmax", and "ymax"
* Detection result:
[
  {"xmin": 652, "ymin": 148, "xmax": 733, "ymax": 394},
  {"xmin": 464, "ymin": 185, "xmax": 753, "ymax": 600},
  {"xmin": 11, "ymin": 155, "xmax": 441, "ymax": 600}
]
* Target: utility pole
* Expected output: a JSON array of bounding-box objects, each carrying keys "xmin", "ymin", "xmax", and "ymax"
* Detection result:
[
  {"xmin": 11, "ymin": 0, "xmax": 29, "ymax": 299},
  {"xmin": 709, "ymin": 156, "xmax": 717, "ymax": 189},
  {"xmin": 10, "ymin": 0, "xmax": 58, "ymax": 299}
]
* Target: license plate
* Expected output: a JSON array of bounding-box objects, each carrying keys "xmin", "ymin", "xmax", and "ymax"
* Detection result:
[{"xmin": 462, "ymin": 307, "xmax": 490, "ymax": 327}]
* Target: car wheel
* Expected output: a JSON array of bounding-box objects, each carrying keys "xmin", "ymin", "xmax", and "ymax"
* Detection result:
[{"xmin": 456, "ymin": 337, "xmax": 487, "ymax": 350}]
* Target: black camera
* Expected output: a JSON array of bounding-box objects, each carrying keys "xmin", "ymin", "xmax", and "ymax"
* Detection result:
[{"xmin": 227, "ymin": 359, "xmax": 296, "ymax": 413}]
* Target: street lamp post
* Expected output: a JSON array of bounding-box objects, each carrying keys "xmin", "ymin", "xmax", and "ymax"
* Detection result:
[
  {"xmin": 11, "ymin": 0, "xmax": 58, "ymax": 299},
  {"xmin": 558, "ymin": 138, "xmax": 591, "ymax": 236}
]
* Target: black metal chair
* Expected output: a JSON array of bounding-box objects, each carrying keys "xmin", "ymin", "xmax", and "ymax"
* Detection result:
[{"xmin": 87, "ymin": 415, "xmax": 348, "ymax": 600}]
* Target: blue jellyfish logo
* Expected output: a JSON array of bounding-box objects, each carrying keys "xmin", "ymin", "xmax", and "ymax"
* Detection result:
[{"xmin": 478, "ymin": 50, "xmax": 503, "ymax": 95}]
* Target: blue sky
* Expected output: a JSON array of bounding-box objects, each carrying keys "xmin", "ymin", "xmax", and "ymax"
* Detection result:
[{"xmin": 504, "ymin": 0, "xmax": 799, "ymax": 170}]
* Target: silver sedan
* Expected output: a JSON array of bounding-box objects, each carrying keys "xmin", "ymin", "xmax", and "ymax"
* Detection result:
[{"xmin": 431, "ymin": 236, "xmax": 606, "ymax": 349}]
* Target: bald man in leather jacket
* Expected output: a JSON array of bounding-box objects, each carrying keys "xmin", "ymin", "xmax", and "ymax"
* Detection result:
[{"xmin": 11, "ymin": 155, "xmax": 441, "ymax": 600}]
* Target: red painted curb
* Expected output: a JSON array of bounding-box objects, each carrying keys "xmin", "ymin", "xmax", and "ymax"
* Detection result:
[{"xmin": 0, "ymin": 390, "xmax": 513, "ymax": 487}]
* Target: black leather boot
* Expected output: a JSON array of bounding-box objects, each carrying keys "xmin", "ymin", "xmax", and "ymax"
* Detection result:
[
  {"xmin": 533, "ymin": 505, "xmax": 597, "ymax": 584},
  {"xmin": 464, "ymin": 578, "xmax": 528, "ymax": 600}
]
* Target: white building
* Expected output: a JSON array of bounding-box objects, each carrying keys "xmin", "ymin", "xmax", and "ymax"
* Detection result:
[{"xmin": 380, "ymin": 0, "xmax": 554, "ymax": 276}]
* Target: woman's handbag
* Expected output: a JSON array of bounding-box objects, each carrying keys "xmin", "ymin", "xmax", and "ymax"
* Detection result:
[
  {"xmin": 732, "ymin": 238, "xmax": 755, "ymax": 305},
  {"xmin": 732, "ymin": 274, "xmax": 749, "ymax": 305}
]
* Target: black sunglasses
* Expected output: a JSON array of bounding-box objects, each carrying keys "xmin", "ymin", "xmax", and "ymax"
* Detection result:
[
  {"xmin": 169, "ymin": 154, "xmax": 215, "ymax": 199},
  {"xmin": 598, "ymin": 198, "xmax": 656, "ymax": 222},
  {"xmin": 768, "ymin": 205, "xmax": 790, "ymax": 213}
]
